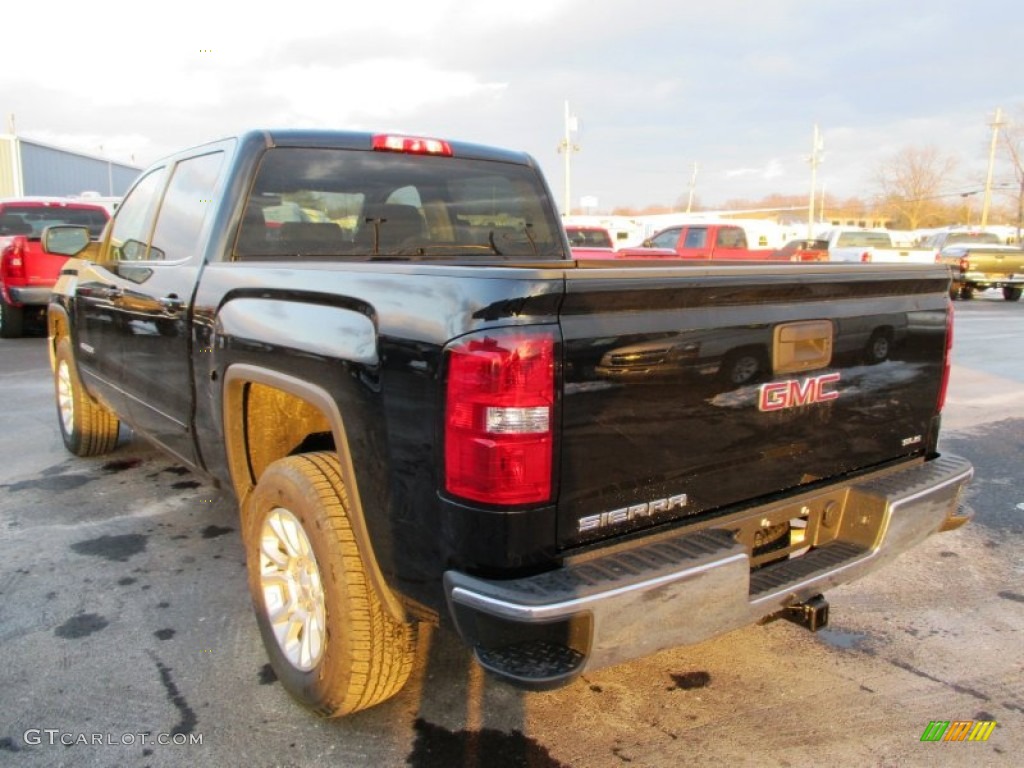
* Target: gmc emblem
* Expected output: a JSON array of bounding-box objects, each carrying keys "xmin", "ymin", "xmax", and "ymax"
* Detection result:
[{"xmin": 759, "ymin": 372, "xmax": 840, "ymax": 412}]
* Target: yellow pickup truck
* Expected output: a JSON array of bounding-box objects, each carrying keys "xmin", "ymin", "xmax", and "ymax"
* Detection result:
[{"xmin": 940, "ymin": 241, "xmax": 1024, "ymax": 301}]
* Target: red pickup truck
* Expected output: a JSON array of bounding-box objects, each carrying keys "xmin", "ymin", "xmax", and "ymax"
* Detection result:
[
  {"xmin": 615, "ymin": 222, "xmax": 777, "ymax": 260},
  {"xmin": 1, "ymin": 198, "xmax": 110, "ymax": 337}
]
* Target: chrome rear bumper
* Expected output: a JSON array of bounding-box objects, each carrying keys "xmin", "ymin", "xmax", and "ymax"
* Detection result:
[{"xmin": 444, "ymin": 454, "xmax": 973, "ymax": 689}]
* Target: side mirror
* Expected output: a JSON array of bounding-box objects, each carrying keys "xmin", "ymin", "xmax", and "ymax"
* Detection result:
[
  {"xmin": 42, "ymin": 226, "xmax": 91, "ymax": 257},
  {"xmin": 642, "ymin": 238, "xmax": 653, "ymax": 247}
]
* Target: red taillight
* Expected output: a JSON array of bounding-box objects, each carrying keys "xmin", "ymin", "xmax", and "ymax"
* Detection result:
[
  {"xmin": 860, "ymin": 251, "xmax": 872, "ymax": 263},
  {"xmin": 372, "ymin": 134, "xmax": 453, "ymax": 156},
  {"xmin": 937, "ymin": 303, "xmax": 954, "ymax": 412},
  {"xmin": 959, "ymin": 257, "xmax": 970, "ymax": 273},
  {"xmin": 444, "ymin": 328, "xmax": 556, "ymax": 506},
  {"xmin": 1, "ymin": 237, "xmax": 27, "ymax": 280}
]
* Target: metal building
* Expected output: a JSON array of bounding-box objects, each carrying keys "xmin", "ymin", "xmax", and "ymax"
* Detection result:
[{"xmin": 0, "ymin": 134, "xmax": 141, "ymax": 198}]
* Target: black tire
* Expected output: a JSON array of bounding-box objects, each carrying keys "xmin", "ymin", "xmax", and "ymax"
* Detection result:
[
  {"xmin": 720, "ymin": 348, "xmax": 766, "ymax": 387},
  {"xmin": 0, "ymin": 295, "xmax": 25, "ymax": 338},
  {"xmin": 863, "ymin": 329, "xmax": 893, "ymax": 365},
  {"xmin": 959, "ymin": 285, "xmax": 974, "ymax": 300},
  {"xmin": 1003, "ymin": 286, "xmax": 1022, "ymax": 302},
  {"xmin": 243, "ymin": 452, "xmax": 416, "ymax": 717},
  {"xmin": 54, "ymin": 337, "xmax": 120, "ymax": 456}
]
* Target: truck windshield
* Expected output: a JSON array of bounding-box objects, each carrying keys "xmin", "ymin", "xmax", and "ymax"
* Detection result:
[{"xmin": 235, "ymin": 147, "xmax": 567, "ymax": 261}]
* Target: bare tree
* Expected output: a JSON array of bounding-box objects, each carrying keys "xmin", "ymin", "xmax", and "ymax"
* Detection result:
[
  {"xmin": 874, "ymin": 146, "xmax": 959, "ymax": 229},
  {"xmin": 999, "ymin": 107, "xmax": 1024, "ymax": 241}
]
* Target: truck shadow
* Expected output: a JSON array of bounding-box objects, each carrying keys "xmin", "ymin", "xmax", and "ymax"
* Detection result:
[{"xmin": 394, "ymin": 624, "xmax": 568, "ymax": 768}]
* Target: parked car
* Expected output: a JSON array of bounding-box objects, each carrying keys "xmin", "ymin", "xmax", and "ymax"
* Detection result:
[
  {"xmin": 819, "ymin": 228, "xmax": 934, "ymax": 264},
  {"xmin": 615, "ymin": 223, "xmax": 775, "ymax": 260},
  {"xmin": 939, "ymin": 244, "xmax": 1024, "ymax": 301},
  {"xmin": 0, "ymin": 197, "xmax": 109, "ymax": 337},
  {"xmin": 772, "ymin": 238, "xmax": 830, "ymax": 262},
  {"xmin": 565, "ymin": 225, "xmax": 614, "ymax": 249},
  {"xmin": 920, "ymin": 230, "xmax": 1004, "ymax": 257},
  {"xmin": 46, "ymin": 129, "xmax": 971, "ymax": 718},
  {"xmin": 565, "ymin": 225, "xmax": 618, "ymax": 258}
]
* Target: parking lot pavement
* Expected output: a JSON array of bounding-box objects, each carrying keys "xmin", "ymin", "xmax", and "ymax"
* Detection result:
[{"xmin": 0, "ymin": 295, "xmax": 1022, "ymax": 767}]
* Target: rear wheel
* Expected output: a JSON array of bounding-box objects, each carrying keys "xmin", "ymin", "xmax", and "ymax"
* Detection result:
[
  {"xmin": 244, "ymin": 452, "xmax": 417, "ymax": 717},
  {"xmin": 54, "ymin": 337, "xmax": 120, "ymax": 456},
  {"xmin": 1003, "ymin": 286, "xmax": 1022, "ymax": 302},
  {"xmin": 864, "ymin": 329, "xmax": 893, "ymax": 365},
  {"xmin": 959, "ymin": 285, "xmax": 975, "ymax": 300},
  {"xmin": 0, "ymin": 296, "xmax": 24, "ymax": 338}
]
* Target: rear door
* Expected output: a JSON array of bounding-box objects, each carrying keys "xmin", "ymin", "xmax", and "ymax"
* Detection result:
[
  {"xmin": 674, "ymin": 226, "xmax": 709, "ymax": 258},
  {"xmin": 556, "ymin": 263, "xmax": 949, "ymax": 550}
]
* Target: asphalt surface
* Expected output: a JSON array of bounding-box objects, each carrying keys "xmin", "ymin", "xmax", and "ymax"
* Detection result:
[{"xmin": 0, "ymin": 292, "xmax": 1022, "ymax": 768}]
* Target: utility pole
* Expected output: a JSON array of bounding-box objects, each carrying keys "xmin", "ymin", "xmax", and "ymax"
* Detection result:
[
  {"xmin": 686, "ymin": 162, "xmax": 699, "ymax": 213},
  {"xmin": 807, "ymin": 124, "xmax": 824, "ymax": 239},
  {"xmin": 981, "ymin": 107, "xmax": 1004, "ymax": 229},
  {"xmin": 557, "ymin": 101, "xmax": 579, "ymax": 217},
  {"xmin": 8, "ymin": 113, "xmax": 23, "ymax": 196}
]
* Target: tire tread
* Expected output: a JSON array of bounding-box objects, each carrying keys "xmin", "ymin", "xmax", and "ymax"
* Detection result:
[{"xmin": 245, "ymin": 451, "xmax": 416, "ymax": 717}]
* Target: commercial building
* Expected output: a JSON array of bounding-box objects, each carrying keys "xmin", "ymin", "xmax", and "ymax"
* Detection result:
[{"xmin": 0, "ymin": 134, "xmax": 140, "ymax": 199}]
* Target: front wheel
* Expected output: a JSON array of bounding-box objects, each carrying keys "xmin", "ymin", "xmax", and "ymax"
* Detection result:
[
  {"xmin": 1003, "ymin": 286, "xmax": 1022, "ymax": 302},
  {"xmin": 54, "ymin": 337, "xmax": 120, "ymax": 456},
  {"xmin": 720, "ymin": 348, "xmax": 766, "ymax": 387},
  {"xmin": 243, "ymin": 452, "xmax": 417, "ymax": 717}
]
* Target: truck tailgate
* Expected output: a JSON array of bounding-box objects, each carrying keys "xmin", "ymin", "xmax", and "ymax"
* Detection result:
[
  {"xmin": 963, "ymin": 246, "xmax": 1024, "ymax": 277},
  {"xmin": 556, "ymin": 263, "xmax": 950, "ymax": 550}
]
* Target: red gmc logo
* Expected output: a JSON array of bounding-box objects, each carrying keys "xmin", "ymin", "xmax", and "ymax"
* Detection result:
[{"xmin": 758, "ymin": 372, "xmax": 841, "ymax": 412}]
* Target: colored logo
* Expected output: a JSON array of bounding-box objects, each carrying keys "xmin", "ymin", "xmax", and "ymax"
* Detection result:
[
  {"xmin": 920, "ymin": 720, "xmax": 996, "ymax": 742},
  {"xmin": 758, "ymin": 373, "xmax": 840, "ymax": 412}
]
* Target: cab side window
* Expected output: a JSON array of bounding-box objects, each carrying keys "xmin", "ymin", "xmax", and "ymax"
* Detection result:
[
  {"xmin": 108, "ymin": 167, "xmax": 168, "ymax": 262},
  {"xmin": 716, "ymin": 227, "xmax": 746, "ymax": 248},
  {"xmin": 683, "ymin": 227, "xmax": 708, "ymax": 249},
  {"xmin": 650, "ymin": 228, "xmax": 681, "ymax": 248},
  {"xmin": 149, "ymin": 152, "xmax": 226, "ymax": 263}
]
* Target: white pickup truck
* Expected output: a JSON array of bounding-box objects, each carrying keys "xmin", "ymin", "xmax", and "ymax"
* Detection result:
[{"xmin": 820, "ymin": 228, "xmax": 934, "ymax": 264}]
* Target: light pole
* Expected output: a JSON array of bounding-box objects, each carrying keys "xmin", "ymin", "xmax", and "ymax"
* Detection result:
[
  {"xmin": 686, "ymin": 162, "xmax": 699, "ymax": 213},
  {"xmin": 557, "ymin": 101, "xmax": 579, "ymax": 216},
  {"xmin": 961, "ymin": 191, "xmax": 978, "ymax": 226},
  {"xmin": 981, "ymin": 107, "xmax": 1004, "ymax": 228},
  {"xmin": 807, "ymin": 124, "xmax": 824, "ymax": 239}
]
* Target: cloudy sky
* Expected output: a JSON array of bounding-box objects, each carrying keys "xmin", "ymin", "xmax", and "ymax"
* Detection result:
[{"xmin": 4, "ymin": 0, "xmax": 1022, "ymax": 211}]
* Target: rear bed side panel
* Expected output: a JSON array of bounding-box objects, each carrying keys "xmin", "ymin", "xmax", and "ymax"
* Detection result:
[
  {"xmin": 557, "ymin": 264, "xmax": 950, "ymax": 551},
  {"xmin": 192, "ymin": 262, "xmax": 567, "ymax": 610}
]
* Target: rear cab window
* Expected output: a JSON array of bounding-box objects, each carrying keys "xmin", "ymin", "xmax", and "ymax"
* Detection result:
[
  {"xmin": 0, "ymin": 204, "xmax": 109, "ymax": 239},
  {"xmin": 234, "ymin": 147, "xmax": 567, "ymax": 262}
]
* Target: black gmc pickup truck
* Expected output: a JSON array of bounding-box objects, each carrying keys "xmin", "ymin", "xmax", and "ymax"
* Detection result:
[{"xmin": 45, "ymin": 129, "xmax": 973, "ymax": 717}]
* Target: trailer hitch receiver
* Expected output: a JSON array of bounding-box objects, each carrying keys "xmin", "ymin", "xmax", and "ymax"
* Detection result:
[{"xmin": 782, "ymin": 594, "xmax": 829, "ymax": 632}]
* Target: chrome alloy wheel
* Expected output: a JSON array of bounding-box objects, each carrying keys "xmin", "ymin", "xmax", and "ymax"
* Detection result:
[
  {"xmin": 259, "ymin": 507, "xmax": 327, "ymax": 671},
  {"xmin": 57, "ymin": 360, "xmax": 75, "ymax": 436}
]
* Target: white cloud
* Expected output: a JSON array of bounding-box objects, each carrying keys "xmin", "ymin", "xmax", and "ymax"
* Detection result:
[
  {"xmin": 724, "ymin": 159, "xmax": 785, "ymax": 180},
  {"xmin": 258, "ymin": 59, "xmax": 507, "ymax": 125}
]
